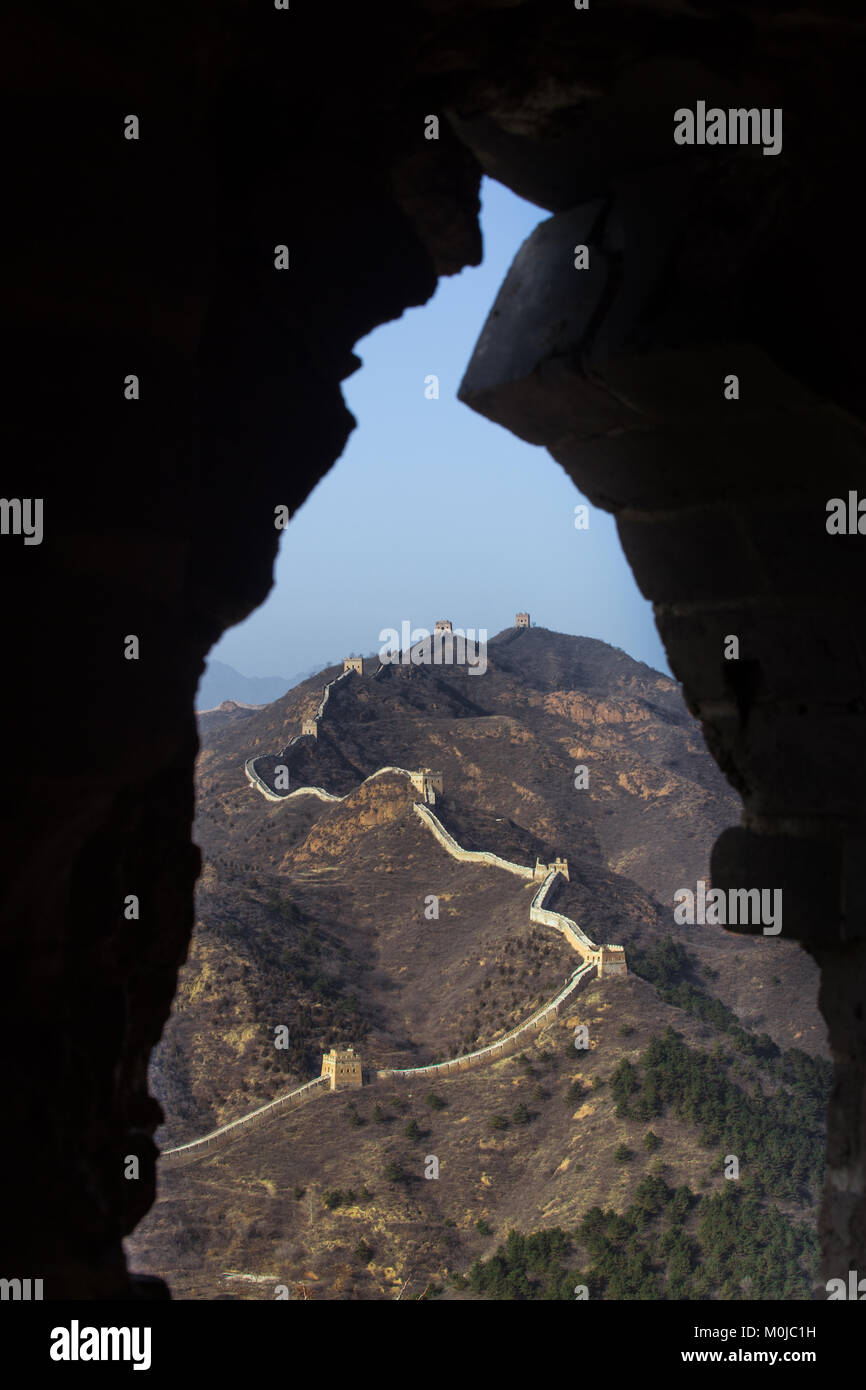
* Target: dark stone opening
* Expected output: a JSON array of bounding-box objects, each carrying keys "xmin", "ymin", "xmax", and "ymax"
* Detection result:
[{"xmin": 3, "ymin": 0, "xmax": 864, "ymax": 1296}]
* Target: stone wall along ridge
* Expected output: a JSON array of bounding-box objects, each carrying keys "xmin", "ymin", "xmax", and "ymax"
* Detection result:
[
  {"xmin": 247, "ymin": 761, "xmax": 437, "ymax": 806},
  {"xmin": 177, "ymin": 762, "xmax": 617, "ymax": 1162},
  {"xmin": 377, "ymin": 961, "xmax": 596, "ymax": 1080},
  {"xmin": 159, "ymin": 1076, "xmax": 331, "ymax": 1166},
  {"xmin": 413, "ymin": 802, "xmax": 535, "ymax": 880}
]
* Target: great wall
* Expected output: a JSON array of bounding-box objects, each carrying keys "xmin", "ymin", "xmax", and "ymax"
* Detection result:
[
  {"xmin": 159, "ymin": 1077, "xmax": 332, "ymax": 1167},
  {"xmin": 161, "ymin": 619, "xmax": 626, "ymax": 1167}
]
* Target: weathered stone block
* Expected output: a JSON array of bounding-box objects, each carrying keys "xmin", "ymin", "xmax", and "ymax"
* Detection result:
[
  {"xmin": 713, "ymin": 708, "xmax": 866, "ymax": 821},
  {"xmin": 458, "ymin": 201, "xmax": 625, "ymax": 444},
  {"xmin": 743, "ymin": 501, "xmax": 866, "ymax": 598},
  {"xmin": 616, "ymin": 508, "xmax": 766, "ymax": 605},
  {"xmin": 551, "ymin": 404, "xmax": 863, "ymax": 514},
  {"xmin": 591, "ymin": 343, "xmax": 809, "ymax": 429},
  {"xmin": 711, "ymin": 826, "xmax": 848, "ymax": 941},
  {"xmin": 656, "ymin": 604, "xmax": 866, "ymax": 709}
]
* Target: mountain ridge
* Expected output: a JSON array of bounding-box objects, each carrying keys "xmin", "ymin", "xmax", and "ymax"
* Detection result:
[
  {"xmin": 128, "ymin": 625, "xmax": 828, "ymax": 1299},
  {"xmin": 196, "ymin": 658, "xmax": 307, "ymax": 711}
]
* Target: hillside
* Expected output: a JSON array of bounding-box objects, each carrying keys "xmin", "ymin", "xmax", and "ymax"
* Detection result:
[
  {"xmin": 128, "ymin": 626, "xmax": 828, "ymax": 1298},
  {"xmin": 195, "ymin": 700, "xmax": 262, "ymax": 740},
  {"xmin": 130, "ymin": 971, "xmax": 828, "ymax": 1301},
  {"xmin": 197, "ymin": 628, "xmax": 741, "ymax": 904}
]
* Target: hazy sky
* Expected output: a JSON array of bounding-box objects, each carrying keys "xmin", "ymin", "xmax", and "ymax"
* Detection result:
[{"xmin": 208, "ymin": 177, "xmax": 671, "ymax": 682}]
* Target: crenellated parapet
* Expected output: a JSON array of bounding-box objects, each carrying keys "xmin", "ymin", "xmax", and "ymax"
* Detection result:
[{"xmin": 534, "ymin": 856, "xmax": 569, "ymax": 881}]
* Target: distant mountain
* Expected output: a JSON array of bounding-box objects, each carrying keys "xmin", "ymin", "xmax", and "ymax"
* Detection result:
[{"xmin": 196, "ymin": 659, "xmax": 301, "ymax": 710}]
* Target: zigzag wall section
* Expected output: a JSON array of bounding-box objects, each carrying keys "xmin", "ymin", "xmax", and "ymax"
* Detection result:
[{"xmin": 166, "ymin": 755, "xmax": 620, "ymax": 1163}]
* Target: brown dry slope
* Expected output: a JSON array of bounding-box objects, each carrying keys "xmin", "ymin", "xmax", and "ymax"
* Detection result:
[
  {"xmin": 129, "ymin": 972, "xmax": 825, "ymax": 1301},
  {"xmin": 127, "ymin": 628, "xmax": 828, "ymax": 1297}
]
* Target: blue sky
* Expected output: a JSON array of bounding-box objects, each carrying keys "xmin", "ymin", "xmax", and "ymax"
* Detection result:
[{"xmin": 209, "ymin": 177, "xmax": 671, "ymax": 682}]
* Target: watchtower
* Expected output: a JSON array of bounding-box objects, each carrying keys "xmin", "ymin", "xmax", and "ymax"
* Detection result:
[
  {"xmin": 321, "ymin": 1046, "xmax": 363, "ymax": 1090},
  {"xmin": 301, "ymin": 720, "xmax": 317, "ymax": 738},
  {"xmin": 597, "ymin": 945, "xmax": 627, "ymax": 979},
  {"xmin": 515, "ymin": 612, "xmax": 530, "ymax": 628},
  {"xmin": 409, "ymin": 768, "xmax": 444, "ymax": 804},
  {"xmin": 534, "ymin": 856, "xmax": 569, "ymax": 881},
  {"xmin": 343, "ymin": 656, "xmax": 363, "ymax": 674},
  {"xmin": 434, "ymin": 619, "xmax": 453, "ymax": 633}
]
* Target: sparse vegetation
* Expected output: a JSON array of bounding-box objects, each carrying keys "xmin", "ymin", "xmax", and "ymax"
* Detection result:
[
  {"xmin": 609, "ymin": 1027, "xmax": 830, "ymax": 1201},
  {"xmin": 467, "ymin": 1177, "xmax": 818, "ymax": 1300},
  {"xmin": 141, "ymin": 633, "xmax": 825, "ymax": 1301},
  {"xmin": 565, "ymin": 1079, "xmax": 584, "ymax": 1107},
  {"xmin": 629, "ymin": 936, "xmax": 784, "ymax": 1070}
]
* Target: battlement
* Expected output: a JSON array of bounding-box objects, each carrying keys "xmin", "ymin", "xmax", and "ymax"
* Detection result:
[
  {"xmin": 343, "ymin": 656, "xmax": 364, "ymax": 674},
  {"xmin": 515, "ymin": 612, "xmax": 530, "ymax": 628},
  {"xmin": 534, "ymin": 856, "xmax": 569, "ymax": 881},
  {"xmin": 409, "ymin": 767, "xmax": 444, "ymax": 804},
  {"xmin": 321, "ymin": 1046, "xmax": 363, "ymax": 1090}
]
